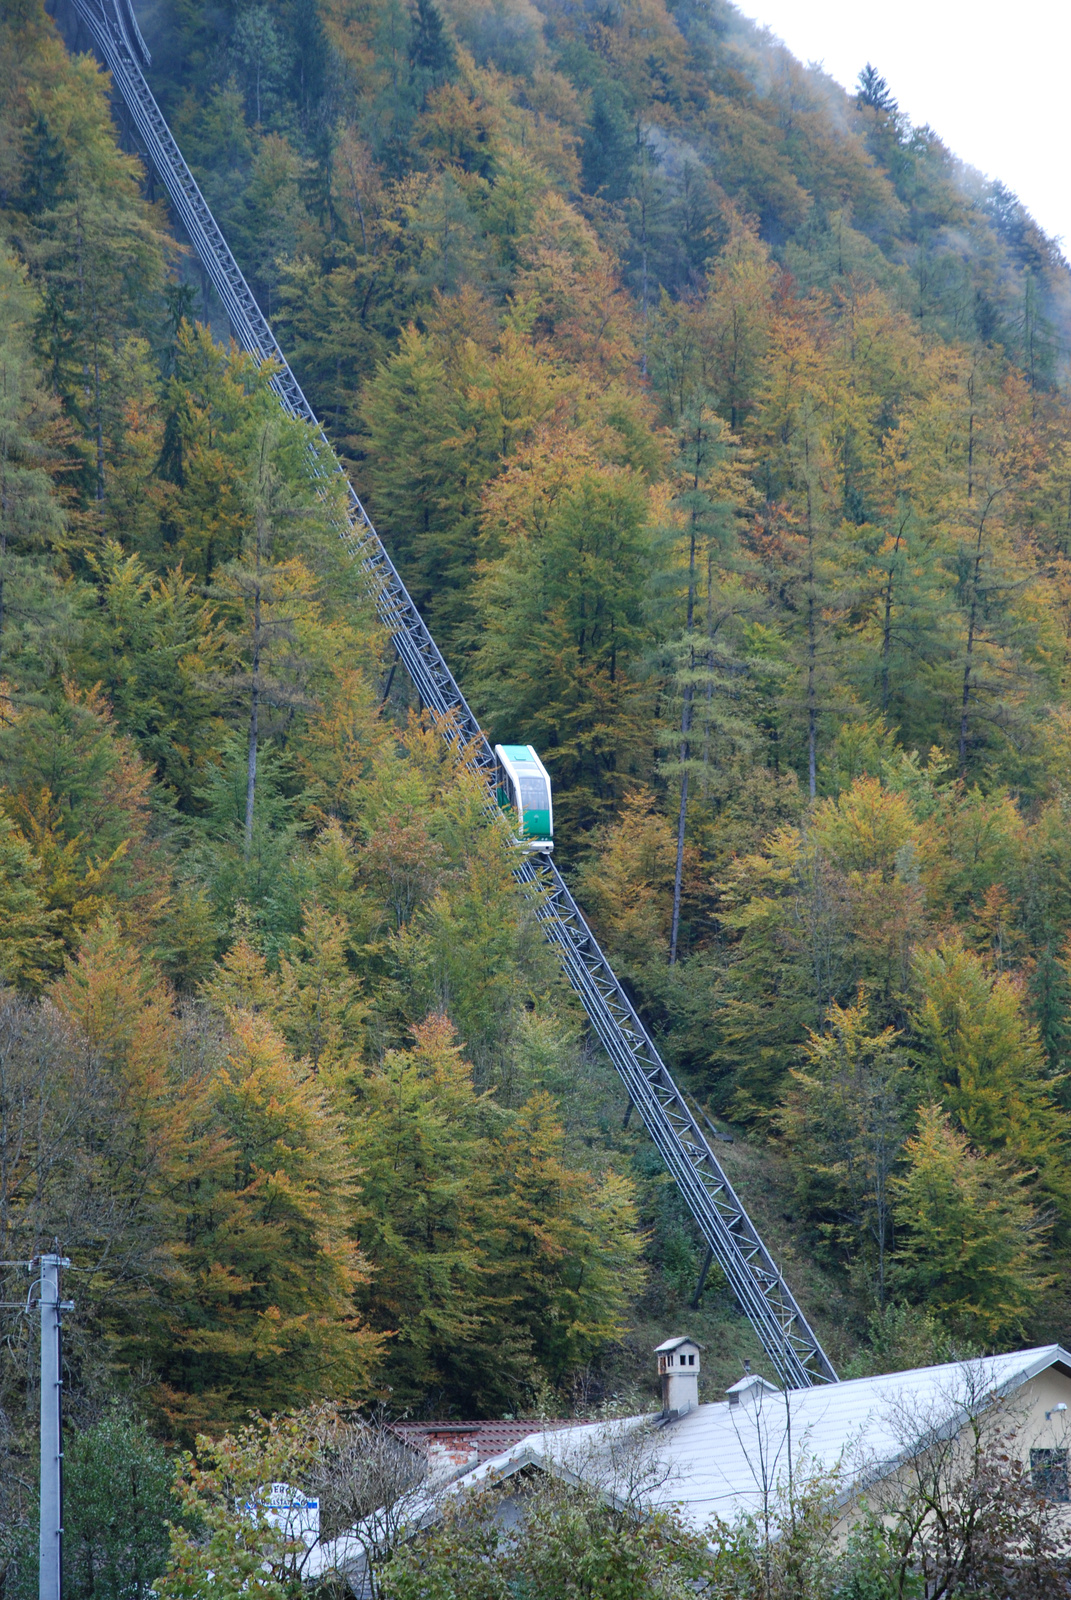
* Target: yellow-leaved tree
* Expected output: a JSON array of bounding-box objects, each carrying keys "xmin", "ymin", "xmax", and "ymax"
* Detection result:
[{"xmin": 150, "ymin": 1004, "xmax": 379, "ymax": 1437}]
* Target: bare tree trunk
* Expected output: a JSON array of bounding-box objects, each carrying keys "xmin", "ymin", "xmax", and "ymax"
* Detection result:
[
  {"xmin": 669, "ymin": 684, "xmax": 691, "ymax": 967},
  {"xmin": 804, "ymin": 450, "xmax": 818, "ymax": 799},
  {"xmin": 670, "ymin": 454, "xmax": 700, "ymax": 966},
  {"xmin": 879, "ymin": 522, "xmax": 905, "ymax": 717},
  {"xmin": 245, "ymin": 506, "xmax": 265, "ymax": 856},
  {"xmin": 959, "ymin": 372, "xmax": 979, "ymax": 782},
  {"xmin": 94, "ymin": 347, "xmax": 104, "ymax": 504},
  {"xmin": 880, "ymin": 571, "xmax": 894, "ymax": 717},
  {"xmin": 641, "ymin": 201, "xmax": 648, "ymax": 378},
  {"xmin": 0, "ymin": 521, "xmax": 7, "ymax": 698},
  {"xmin": 958, "ymin": 596, "xmax": 976, "ymax": 783},
  {"xmin": 807, "ymin": 585, "xmax": 817, "ymax": 800},
  {"xmin": 245, "ymin": 668, "xmax": 259, "ymax": 856},
  {"xmin": 958, "ymin": 519, "xmax": 987, "ymax": 781}
]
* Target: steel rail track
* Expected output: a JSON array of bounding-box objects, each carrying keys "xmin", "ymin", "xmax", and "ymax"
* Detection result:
[{"xmin": 68, "ymin": 0, "xmax": 837, "ymax": 1388}]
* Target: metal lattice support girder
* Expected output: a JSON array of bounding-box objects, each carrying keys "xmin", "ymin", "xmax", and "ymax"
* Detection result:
[
  {"xmin": 518, "ymin": 858, "xmax": 837, "ymax": 1386},
  {"xmin": 70, "ymin": 0, "xmax": 837, "ymax": 1389}
]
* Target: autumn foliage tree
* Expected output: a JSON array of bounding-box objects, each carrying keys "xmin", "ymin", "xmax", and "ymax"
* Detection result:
[
  {"xmin": 347, "ymin": 1014, "xmax": 642, "ymax": 1414},
  {"xmin": 7, "ymin": 0, "xmax": 1071, "ymax": 1454},
  {"xmin": 892, "ymin": 1104, "xmax": 1052, "ymax": 1343},
  {"xmin": 150, "ymin": 1004, "xmax": 379, "ymax": 1437}
]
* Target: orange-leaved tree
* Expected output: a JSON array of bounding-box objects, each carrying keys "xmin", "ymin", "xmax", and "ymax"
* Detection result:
[{"xmin": 150, "ymin": 1004, "xmax": 378, "ymax": 1437}]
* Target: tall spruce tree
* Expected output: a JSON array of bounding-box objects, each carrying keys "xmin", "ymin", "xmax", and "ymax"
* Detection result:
[
  {"xmin": 472, "ymin": 437, "xmax": 660, "ymax": 838},
  {"xmin": 893, "ymin": 1104, "xmax": 1051, "ymax": 1342},
  {"xmin": 0, "ymin": 249, "xmax": 67, "ymax": 703},
  {"xmin": 151, "ymin": 1006, "xmax": 378, "ymax": 1437}
]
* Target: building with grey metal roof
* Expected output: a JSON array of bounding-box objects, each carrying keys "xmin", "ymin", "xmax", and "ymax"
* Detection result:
[
  {"xmin": 429, "ymin": 1344, "xmax": 1071, "ymax": 1532},
  {"xmin": 307, "ymin": 1343, "xmax": 1071, "ymax": 1592}
]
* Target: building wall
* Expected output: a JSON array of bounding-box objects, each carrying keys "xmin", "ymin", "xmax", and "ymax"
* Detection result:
[{"xmin": 840, "ymin": 1367, "xmax": 1071, "ymax": 1539}]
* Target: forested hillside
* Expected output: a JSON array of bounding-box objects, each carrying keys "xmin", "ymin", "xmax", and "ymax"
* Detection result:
[{"xmin": 4, "ymin": 0, "xmax": 1071, "ymax": 1504}]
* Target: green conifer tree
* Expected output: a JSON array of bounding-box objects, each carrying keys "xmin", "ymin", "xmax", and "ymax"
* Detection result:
[
  {"xmin": 472, "ymin": 445, "xmax": 660, "ymax": 838},
  {"xmin": 893, "ymin": 1104, "xmax": 1051, "ymax": 1342},
  {"xmin": 778, "ymin": 997, "xmax": 910, "ymax": 1305},
  {"xmin": 911, "ymin": 940, "xmax": 1071, "ymax": 1232},
  {"xmin": 347, "ymin": 1013, "xmax": 514, "ymax": 1410},
  {"xmin": 152, "ymin": 1007, "xmax": 378, "ymax": 1436},
  {"xmin": 0, "ymin": 248, "xmax": 68, "ymax": 701}
]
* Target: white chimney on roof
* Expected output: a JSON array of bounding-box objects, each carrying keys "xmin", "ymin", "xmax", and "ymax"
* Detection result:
[
  {"xmin": 655, "ymin": 1336, "xmax": 702, "ymax": 1416},
  {"xmin": 725, "ymin": 1371, "xmax": 780, "ymax": 1408}
]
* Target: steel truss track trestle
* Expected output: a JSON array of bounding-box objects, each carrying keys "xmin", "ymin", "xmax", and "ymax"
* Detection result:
[{"xmin": 69, "ymin": 0, "xmax": 837, "ymax": 1389}]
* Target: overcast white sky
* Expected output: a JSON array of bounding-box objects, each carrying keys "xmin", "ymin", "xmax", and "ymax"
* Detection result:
[{"xmin": 734, "ymin": 0, "xmax": 1071, "ymax": 254}]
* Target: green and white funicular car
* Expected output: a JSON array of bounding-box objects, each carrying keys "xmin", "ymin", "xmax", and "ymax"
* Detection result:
[{"xmin": 494, "ymin": 744, "xmax": 554, "ymax": 851}]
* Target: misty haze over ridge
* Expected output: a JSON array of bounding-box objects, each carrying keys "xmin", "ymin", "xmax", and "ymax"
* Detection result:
[{"xmin": 114, "ymin": 0, "xmax": 1071, "ymax": 383}]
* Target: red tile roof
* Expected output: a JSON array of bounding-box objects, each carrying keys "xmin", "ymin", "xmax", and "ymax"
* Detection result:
[{"xmin": 391, "ymin": 1418, "xmax": 577, "ymax": 1463}]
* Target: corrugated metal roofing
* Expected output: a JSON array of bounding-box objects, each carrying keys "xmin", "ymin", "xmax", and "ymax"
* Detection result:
[{"xmin": 451, "ymin": 1345, "xmax": 1071, "ymax": 1532}]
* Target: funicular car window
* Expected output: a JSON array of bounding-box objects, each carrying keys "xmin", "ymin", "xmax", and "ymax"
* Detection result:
[{"xmin": 518, "ymin": 778, "xmax": 548, "ymax": 810}]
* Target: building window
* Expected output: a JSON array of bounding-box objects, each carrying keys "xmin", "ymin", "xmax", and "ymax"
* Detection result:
[
  {"xmin": 1031, "ymin": 1448, "xmax": 1070, "ymax": 1503},
  {"xmin": 688, "ymin": 1354, "xmax": 695, "ymax": 1366}
]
